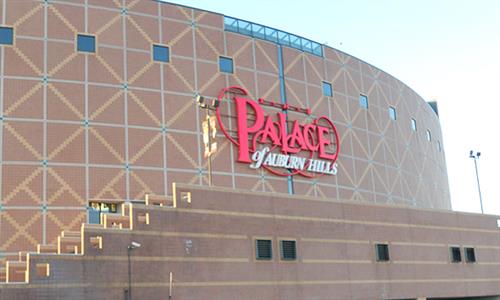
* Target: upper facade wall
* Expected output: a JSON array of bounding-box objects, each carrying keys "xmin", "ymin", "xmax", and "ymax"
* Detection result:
[{"xmin": 0, "ymin": 0, "xmax": 449, "ymax": 253}]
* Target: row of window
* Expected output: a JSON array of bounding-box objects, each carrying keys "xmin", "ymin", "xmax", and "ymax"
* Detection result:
[
  {"xmin": 0, "ymin": 27, "xmax": 236, "ymax": 74},
  {"xmin": 450, "ymin": 246, "xmax": 476, "ymax": 263},
  {"xmin": 376, "ymin": 244, "xmax": 477, "ymax": 263},
  {"xmin": 323, "ymin": 81, "xmax": 441, "ymax": 151},
  {"xmin": 1, "ymin": 27, "xmax": 441, "ymax": 152},
  {"xmin": 256, "ymin": 239, "xmax": 296, "ymax": 261},
  {"xmin": 256, "ymin": 240, "xmax": 477, "ymax": 264}
]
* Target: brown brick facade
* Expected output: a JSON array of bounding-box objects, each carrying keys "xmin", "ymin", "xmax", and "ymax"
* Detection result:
[{"xmin": 0, "ymin": 0, "xmax": 449, "ymax": 272}]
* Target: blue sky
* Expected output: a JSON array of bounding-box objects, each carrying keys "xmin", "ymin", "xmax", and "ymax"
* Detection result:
[{"xmin": 166, "ymin": 0, "xmax": 500, "ymax": 215}]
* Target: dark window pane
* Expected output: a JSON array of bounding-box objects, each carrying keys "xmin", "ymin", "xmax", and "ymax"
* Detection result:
[
  {"xmin": 322, "ymin": 82, "xmax": 333, "ymax": 97},
  {"xmin": 465, "ymin": 247, "xmax": 476, "ymax": 263},
  {"xmin": 389, "ymin": 106, "xmax": 397, "ymax": 120},
  {"xmin": 375, "ymin": 244, "xmax": 390, "ymax": 261},
  {"xmin": 450, "ymin": 246, "xmax": 461, "ymax": 263},
  {"xmin": 281, "ymin": 240, "xmax": 297, "ymax": 260},
  {"xmin": 411, "ymin": 118, "xmax": 417, "ymax": 131},
  {"xmin": 219, "ymin": 56, "xmax": 233, "ymax": 74},
  {"xmin": 359, "ymin": 94, "xmax": 368, "ymax": 109},
  {"xmin": 256, "ymin": 239, "xmax": 272, "ymax": 260},
  {"xmin": 153, "ymin": 44, "xmax": 169, "ymax": 62},
  {"xmin": 77, "ymin": 34, "xmax": 96, "ymax": 53},
  {"xmin": 0, "ymin": 27, "xmax": 14, "ymax": 45}
]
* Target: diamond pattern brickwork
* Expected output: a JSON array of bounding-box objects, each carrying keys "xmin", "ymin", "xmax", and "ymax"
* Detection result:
[{"xmin": 0, "ymin": 0, "xmax": 450, "ymax": 254}]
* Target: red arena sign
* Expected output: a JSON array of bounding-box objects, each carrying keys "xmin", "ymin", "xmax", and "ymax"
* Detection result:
[{"xmin": 216, "ymin": 86, "xmax": 340, "ymax": 178}]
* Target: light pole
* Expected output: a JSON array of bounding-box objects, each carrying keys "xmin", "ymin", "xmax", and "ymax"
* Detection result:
[
  {"xmin": 469, "ymin": 150, "xmax": 484, "ymax": 214},
  {"xmin": 127, "ymin": 241, "xmax": 141, "ymax": 300},
  {"xmin": 195, "ymin": 94, "xmax": 219, "ymax": 186}
]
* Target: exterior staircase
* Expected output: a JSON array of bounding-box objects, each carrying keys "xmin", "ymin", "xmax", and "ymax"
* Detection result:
[{"xmin": 0, "ymin": 191, "xmax": 176, "ymax": 284}]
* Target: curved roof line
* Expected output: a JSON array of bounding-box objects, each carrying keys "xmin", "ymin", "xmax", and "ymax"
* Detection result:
[{"xmin": 156, "ymin": 0, "xmax": 439, "ymax": 122}]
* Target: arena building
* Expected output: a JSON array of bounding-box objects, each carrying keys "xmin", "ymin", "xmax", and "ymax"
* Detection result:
[{"xmin": 0, "ymin": 0, "xmax": 499, "ymax": 299}]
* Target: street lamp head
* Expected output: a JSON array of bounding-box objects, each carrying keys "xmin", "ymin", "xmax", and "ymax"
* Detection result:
[
  {"xmin": 128, "ymin": 241, "xmax": 141, "ymax": 250},
  {"xmin": 195, "ymin": 93, "xmax": 219, "ymax": 110},
  {"xmin": 195, "ymin": 94, "xmax": 206, "ymax": 108},
  {"xmin": 469, "ymin": 150, "xmax": 474, "ymax": 158},
  {"xmin": 210, "ymin": 98, "xmax": 220, "ymax": 109},
  {"xmin": 477, "ymin": 152, "xmax": 481, "ymax": 157}
]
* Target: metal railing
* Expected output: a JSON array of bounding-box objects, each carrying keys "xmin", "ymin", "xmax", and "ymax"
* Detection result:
[{"xmin": 224, "ymin": 16, "xmax": 323, "ymax": 57}]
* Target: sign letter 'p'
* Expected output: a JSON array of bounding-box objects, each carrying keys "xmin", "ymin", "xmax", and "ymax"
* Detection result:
[{"xmin": 235, "ymin": 97, "xmax": 264, "ymax": 162}]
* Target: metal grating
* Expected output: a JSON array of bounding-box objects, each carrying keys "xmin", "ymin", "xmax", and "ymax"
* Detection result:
[
  {"xmin": 280, "ymin": 240, "xmax": 297, "ymax": 260},
  {"xmin": 450, "ymin": 247, "xmax": 462, "ymax": 263},
  {"xmin": 465, "ymin": 247, "xmax": 476, "ymax": 263},
  {"xmin": 375, "ymin": 243, "xmax": 390, "ymax": 262},
  {"xmin": 256, "ymin": 239, "xmax": 272, "ymax": 260},
  {"xmin": 224, "ymin": 16, "xmax": 323, "ymax": 57}
]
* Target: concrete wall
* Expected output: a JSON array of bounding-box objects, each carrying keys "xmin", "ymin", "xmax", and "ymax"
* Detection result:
[{"xmin": 0, "ymin": 184, "xmax": 498, "ymax": 299}]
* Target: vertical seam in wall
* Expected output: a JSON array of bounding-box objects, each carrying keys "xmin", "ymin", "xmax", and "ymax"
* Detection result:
[
  {"xmin": 191, "ymin": 9, "xmax": 201, "ymax": 186},
  {"xmin": 384, "ymin": 79, "xmax": 392, "ymax": 203},
  {"xmin": 344, "ymin": 61, "xmax": 356, "ymax": 198},
  {"xmin": 158, "ymin": 2, "xmax": 168, "ymax": 196},
  {"xmin": 122, "ymin": 0, "xmax": 129, "ymax": 201},
  {"xmin": 42, "ymin": 0, "xmax": 48, "ymax": 245},
  {"xmin": 0, "ymin": 0, "xmax": 5, "ymax": 242},
  {"xmin": 324, "ymin": 56, "xmax": 341, "ymax": 200},
  {"xmin": 277, "ymin": 45, "xmax": 293, "ymax": 195},
  {"xmin": 301, "ymin": 53, "xmax": 314, "ymax": 197},
  {"xmin": 396, "ymin": 88, "xmax": 403, "ymax": 202},
  {"xmin": 359, "ymin": 62, "xmax": 376, "ymax": 203},
  {"xmin": 2, "ymin": 0, "xmax": 6, "ymax": 23},
  {"xmin": 222, "ymin": 17, "xmax": 229, "ymax": 188},
  {"xmin": 84, "ymin": 0, "xmax": 90, "ymax": 221},
  {"xmin": 249, "ymin": 38, "xmax": 258, "ymax": 191},
  {"xmin": 223, "ymin": 23, "xmax": 235, "ymax": 189},
  {"xmin": 320, "ymin": 55, "xmax": 342, "ymax": 199}
]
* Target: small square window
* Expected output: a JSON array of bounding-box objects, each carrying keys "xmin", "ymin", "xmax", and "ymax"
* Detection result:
[
  {"xmin": 359, "ymin": 94, "xmax": 368, "ymax": 109},
  {"xmin": 450, "ymin": 246, "xmax": 461, "ymax": 263},
  {"xmin": 465, "ymin": 247, "xmax": 476, "ymax": 263},
  {"xmin": 375, "ymin": 243, "xmax": 390, "ymax": 262},
  {"xmin": 322, "ymin": 82, "xmax": 333, "ymax": 97},
  {"xmin": 389, "ymin": 106, "xmax": 396, "ymax": 121},
  {"xmin": 0, "ymin": 27, "xmax": 14, "ymax": 45},
  {"xmin": 153, "ymin": 44, "xmax": 169, "ymax": 62},
  {"xmin": 280, "ymin": 240, "xmax": 297, "ymax": 261},
  {"xmin": 426, "ymin": 130, "xmax": 432, "ymax": 141},
  {"xmin": 219, "ymin": 56, "xmax": 233, "ymax": 74},
  {"xmin": 77, "ymin": 34, "xmax": 96, "ymax": 53},
  {"xmin": 411, "ymin": 118, "xmax": 417, "ymax": 131},
  {"xmin": 256, "ymin": 239, "xmax": 272, "ymax": 260}
]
